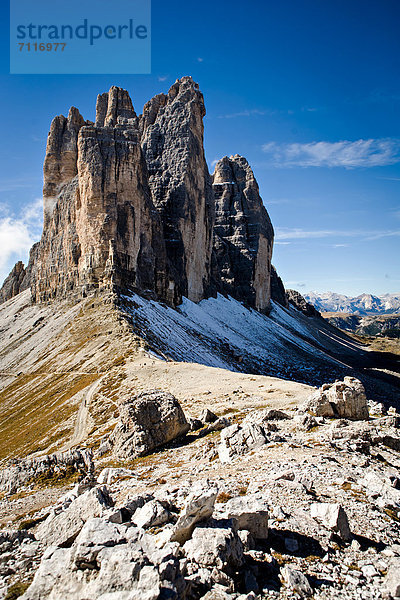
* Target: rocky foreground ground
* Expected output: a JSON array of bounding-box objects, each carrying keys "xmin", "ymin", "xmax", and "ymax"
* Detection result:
[{"xmin": 1, "ymin": 377, "xmax": 400, "ymax": 599}]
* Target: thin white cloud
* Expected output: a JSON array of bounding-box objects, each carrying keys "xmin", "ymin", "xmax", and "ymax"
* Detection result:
[
  {"xmin": 0, "ymin": 198, "xmax": 43, "ymax": 285},
  {"xmin": 262, "ymin": 139, "xmax": 400, "ymax": 168},
  {"xmin": 158, "ymin": 76, "xmax": 168, "ymax": 82},
  {"xmin": 275, "ymin": 227, "xmax": 400, "ymax": 241},
  {"xmin": 218, "ymin": 109, "xmax": 269, "ymax": 119},
  {"xmin": 197, "ymin": 57, "xmax": 204, "ymax": 63}
]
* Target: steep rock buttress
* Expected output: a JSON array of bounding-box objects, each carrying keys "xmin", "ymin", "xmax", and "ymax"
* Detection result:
[{"xmin": 1, "ymin": 77, "xmax": 277, "ymax": 311}]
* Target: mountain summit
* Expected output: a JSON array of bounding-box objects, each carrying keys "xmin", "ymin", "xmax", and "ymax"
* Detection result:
[
  {"xmin": 1, "ymin": 77, "xmax": 274, "ymax": 312},
  {"xmin": 305, "ymin": 291, "xmax": 400, "ymax": 315}
]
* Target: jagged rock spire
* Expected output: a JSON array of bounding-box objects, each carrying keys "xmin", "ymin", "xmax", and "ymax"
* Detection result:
[
  {"xmin": 1, "ymin": 78, "xmax": 277, "ymax": 311},
  {"xmin": 95, "ymin": 86, "xmax": 137, "ymax": 128},
  {"xmin": 140, "ymin": 76, "xmax": 215, "ymax": 303},
  {"xmin": 212, "ymin": 155, "xmax": 274, "ymax": 311}
]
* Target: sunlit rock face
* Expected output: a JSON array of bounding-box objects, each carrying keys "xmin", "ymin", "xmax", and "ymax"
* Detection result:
[{"xmin": 2, "ymin": 78, "xmax": 276, "ymax": 310}]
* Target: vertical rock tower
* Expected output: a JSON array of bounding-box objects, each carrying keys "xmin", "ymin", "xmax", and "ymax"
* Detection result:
[
  {"xmin": 212, "ymin": 155, "xmax": 274, "ymax": 311},
  {"xmin": 2, "ymin": 77, "xmax": 276, "ymax": 312},
  {"xmin": 140, "ymin": 77, "xmax": 215, "ymax": 303}
]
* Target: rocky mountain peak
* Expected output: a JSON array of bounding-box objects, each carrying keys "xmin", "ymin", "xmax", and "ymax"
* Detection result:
[
  {"xmin": 43, "ymin": 106, "xmax": 86, "ymax": 225},
  {"xmin": 95, "ymin": 86, "xmax": 137, "ymax": 128},
  {"xmin": 2, "ymin": 77, "xmax": 276, "ymax": 310},
  {"xmin": 212, "ymin": 154, "xmax": 274, "ymax": 311}
]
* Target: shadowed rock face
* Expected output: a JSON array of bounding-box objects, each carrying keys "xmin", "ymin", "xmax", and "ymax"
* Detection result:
[
  {"xmin": 270, "ymin": 265, "xmax": 288, "ymax": 308},
  {"xmin": 140, "ymin": 76, "xmax": 215, "ymax": 303},
  {"xmin": 286, "ymin": 289, "xmax": 320, "ymax": 317},
  {"xmin": 212, "ymin": 155, "xmax": 274, "ymax": 311},
  {"xmin": 2, "ymin": 77, "xmax": 277, "ymax": 310},
  {"xmin": 0, "ymin": 261, "xmax": 26, "ymax": 304},
  {"xmin": 0, "ymin": 243, "xmax": 39, "ymax": 304}
]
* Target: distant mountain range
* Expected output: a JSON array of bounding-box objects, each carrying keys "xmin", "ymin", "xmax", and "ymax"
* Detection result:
[{"xmin": 304, "ymin": 292, "xmax": 400, "ymax": 315}]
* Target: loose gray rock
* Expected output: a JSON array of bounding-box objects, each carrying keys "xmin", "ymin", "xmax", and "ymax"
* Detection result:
[
  {"xmin": 111, "ymin": 390, "xmax": 189, "ymax": 459},
  {"xmin": 219, "ymin": 494, "xmax": 269, "ymax": 539},
  {"xmin": 171, "ymin": 480, "xmax": 218, "ymax": 544},
  {"xmin": 132, "ymin": 500, "xmax": 170, "ymax": 529},
  {"xmin": 35, "ymin": 486, "xmax": 112, "ymax": 547},
  {"xmin": 310, "ymin": 502, "xmax": 351, "ymax": 541},
  {"xmin": 201, "ymin": 409, "xmax": 218, "ymax": 423},
  {"xmin": 385, "ymin": 558, "xmax": 400, "ymax": 598},
  {"xmin": 218, "ymin": 423, "xmax": 268, "ymax": 464},
  {"xmin": 183, "ymin": 521, "xmax": 244, "ymax": 571},
  {"xmin": 301, "ymin": 377, "xmax": 369, "ymax": 420},
  {"xmin": 281, "ymin": 565, "xmax": 313, "ymax": 597}
]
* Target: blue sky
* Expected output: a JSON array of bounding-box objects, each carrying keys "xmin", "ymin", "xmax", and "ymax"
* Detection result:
[{"xmin": 0, "ymin": 0, "xmax": 400, "ymax": 296}]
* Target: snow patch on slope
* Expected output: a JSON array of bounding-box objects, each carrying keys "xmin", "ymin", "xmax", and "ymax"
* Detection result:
[{"xmin": 121, "ymin": 293, "xmax": 364, "ymax": 383}]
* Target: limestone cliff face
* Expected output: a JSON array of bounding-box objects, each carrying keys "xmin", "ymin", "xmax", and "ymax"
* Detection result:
[
  {"xmin": 140, "ymin": 77, "xmax": 215, "ymax": 303},
  {"xmin": 32, "ymin": 87, "xmax": 170, "ymax": 303},
  {"xmin": 0, "ymin": 244, "xmax": 39, "ymax": 304},
  {"xmin": 212, "ymin": 155, "xmax": 274, "ymax": 311},
  {"xmin": 43, "ymin": 107, "xmax": 86, "ymax": 227},
  {"xmin": 3, "ymin": 78, "xmax": 279, "ymax": 311}
]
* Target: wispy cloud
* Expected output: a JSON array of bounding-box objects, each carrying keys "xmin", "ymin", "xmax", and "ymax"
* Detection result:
[
  {"xmin": 197, "ymin": 57, "xmax": 204, "ymax": 63},
  {"xmin": 275, "ymin": 227, "xmax": 400, "ymax": 241},
  {"xmin": 218, "ymin": 109, "xmax": 270, "ymax": 119},
  {"xmin": 218, "ymin": 106, "xmax": 320, "ymax": 119},
  {"xmin": 158, "ymin": 75, "xmax": 168, "ymax": 82},
  {"xmin": 262, "ymin": 138, "xmax": 400, "ymax": 168},
  {"xmin": 0, "ymin": 198, "xmax": 43, "ymax": 285},
  {"xmin": 0, "ymin": 178, "xmax": 39, "ymax": 193}
]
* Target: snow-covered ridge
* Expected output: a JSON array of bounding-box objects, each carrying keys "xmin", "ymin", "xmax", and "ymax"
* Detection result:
[{"xmin": 305, "ymin": 291, "xmax": 400, "ymax": 315}]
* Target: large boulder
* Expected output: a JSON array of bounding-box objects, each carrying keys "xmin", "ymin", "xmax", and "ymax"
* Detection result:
[
  {"xmin": 183, "ymin": 521, "xmax": 244, "ymax": 572},
  {"xmin": 300, "ymin": 377, "xmax": 369, "ymax": 420},
  {"xmin": 111, "ymin": 390, "xmax": 189, "ymax": 459}
]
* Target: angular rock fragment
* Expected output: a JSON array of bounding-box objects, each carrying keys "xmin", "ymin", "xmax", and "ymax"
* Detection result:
[
  {"xmin": 385, "ymin": 557, "xmax": 400, "ymax": 598},
  {"xmin": 201, "ymin": 409, "xmax": 218, "ymax": 424},
  {"xmin": 171, "ymin": 480, "xmax": 218, "ymax": 544},
  {"xmin": 301, "ymin": 377, "xmax": 369, "ymax": 420},
  {"xmin": 35, "ymin": 486, "xmax": 112, "ymax": 547},
  {"xmin": 219, "ymin": 494, "xmax": 269, "ymax": 539},
  {"xmin": 310, "ymin": 502, "xmax": 351, "ymax": 541},
  {"xmin": 111, "ymin": 390, "xmax": 189, "ymax": 459},
  {"xmin": 218, "ymin": 423, "xmax": 268, "ymax": 464},
  {"xmin": 183, "ymin": 521, "xmax": 244, "ymax": 571},
  {"xmin": 132, "ymin": 500, "xmax": 170, "ymax": 529},
  {"xmin": 281, "ymin": 565, "xmax": 313, "ymax": 597}
]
